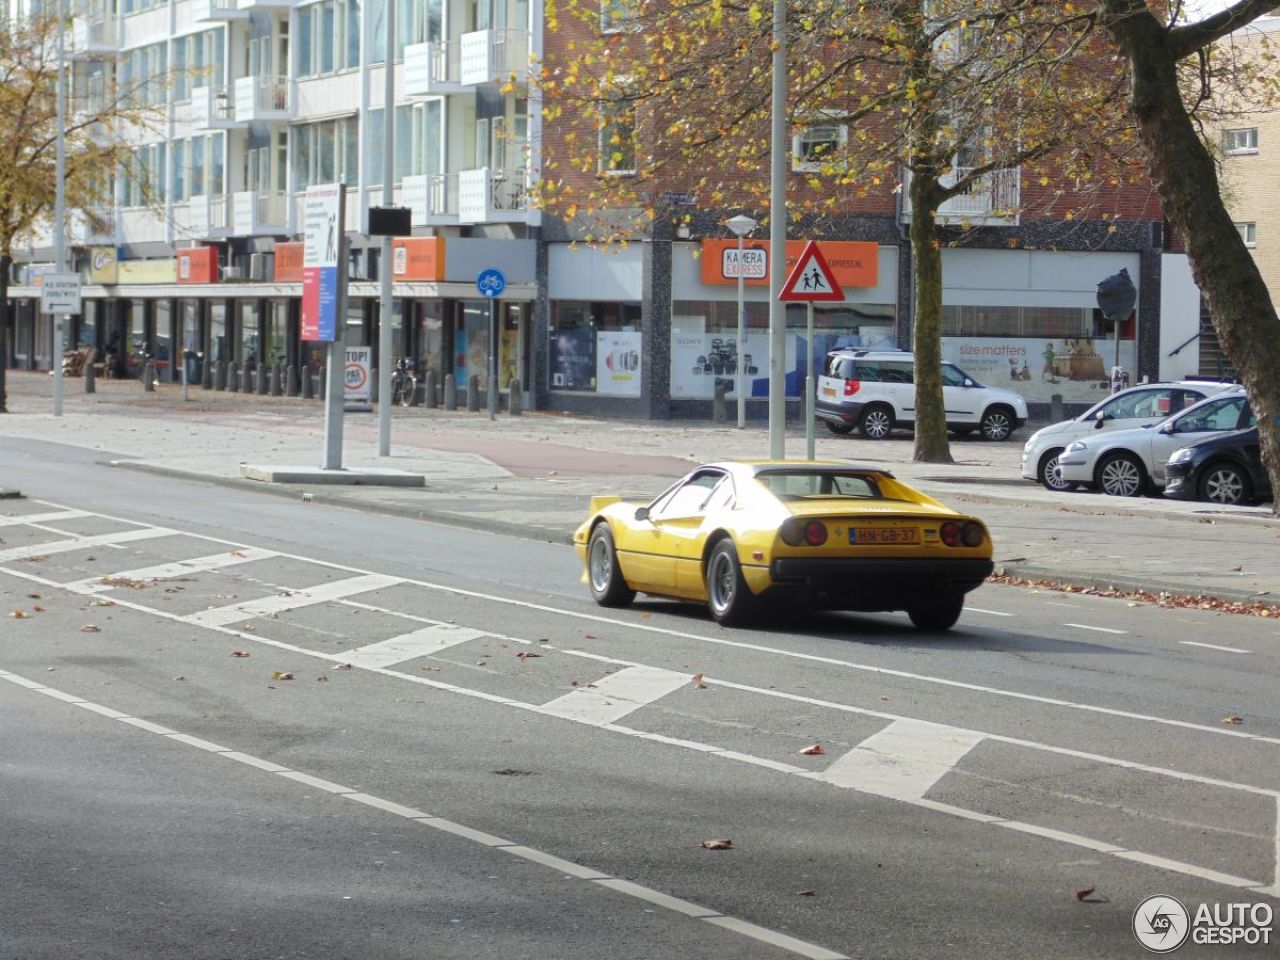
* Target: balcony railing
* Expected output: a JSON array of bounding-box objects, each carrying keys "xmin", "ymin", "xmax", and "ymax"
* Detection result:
[
  {"xmin": 193, "ymin": 0, "xmax": 248, "ymax": 19},
  {"xmin": 233, "ymin": 190, "xmax": 288, "ymax": 235},
  {"xmin": 458, "ymin": 167, "xmax": 530, "ymax": 224},
  {"xmin": 72, "ymin": 16, "xmax": 117, "ymax": 55},
  {"xmin": 234, "ymin": 74, "xmax": 291, "ymax": 120},
  {"xmin": 459, "ymin": 29, "xmax": 530, "ymax": 86},
  {"xmin": 902, "ymin": 166, "xmax": 1021, "ymax": 225},
  {"xmin": 403, "ymin": 173, "xmax": 458, "ymax": 225},
  {"xmin": 188, "ymin": 194, "xmax": 230, "ymax": 238},
  {"xmin": 404, "ymin": 41, "xmax": 465, "ymax": 95},
  {"xmin": 186, "ymin": 85, "xmax": 242, "ymax": 129}
]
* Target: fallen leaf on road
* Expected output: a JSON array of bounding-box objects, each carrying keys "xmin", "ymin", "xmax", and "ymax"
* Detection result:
[
  {"xmin": 230, "ymin": 549, "xmax": 246, "ymax": 557},
  {"xmin": 9, "ymin": 610, "xmax": 29, "ymax": 619},
  {"xmin": 1075, "ymin": 887, "xmax": 1095, "ymax": 902},
  {"xmin": 32, "ymin": 605, "xmax": 44, "ymax": 613},
  {"xmin": 80, "ymin": 624, "xmax": 101, "ymax": 632},
  {"xmin": 271, "ymin": 671, "xmax": 295, "ymax": 681},
  {"xmin": 174, "ymin": 675, "xmax": 186, "ymax": 681},
  {"xmin": 798, "ymin": 744, "xmax": 825, "ymax": 756},
  {"xmin": 90, "ymin": 599, "xmax": 115, "ymax": 607},
  {"xmin": 316, "ymin": 675, "xmax": 328, "ymax": 682},
  {"xmin": 22, "ymin": 556, "xmax": 48, "ymax": 563},
  {"xmin": 332, "ymin": 663, "xmax": 353, "ymax": 670},
  {"xmin": 700, "ymin": 839, "xmax": 733, "ymax": 850},
  {"xmin": 1222, "ymin": 715, "xmax": 1244, "ymax": 725},
  {"xmin": 516, "ymin": 651, "xmax": 542, "ymax": 661},
  {"xmin": 26, "ymin": 593, "xmax": 41, "ymax": 600},
  {"xmin": 583, "ymin": 634, "xmax": 598, "ymax": 640},
  {"xmin": 421, "ymin": 665, "xmax": 441, "ymax": 672},
  {"xmin": 241, "ymin": 624, "xmax": 256, "ymax": 632},
  {"xmin": 1231, "ymin": 565, "xmax": 1243, "ymax": 572},
  {"xmin": 99, "ymin": 576, "xmax": 149, "ymax": 589},
  {"xmin": 230, "ymin": 651, "xmax": 250, "ymax": 657},
  {"xmin": 692, "ymin": 672, "xmax": 707, "ymax": 690},
  {"xmin": 797, "ymin": 889, "xmax": 816, "ymax": 897}
]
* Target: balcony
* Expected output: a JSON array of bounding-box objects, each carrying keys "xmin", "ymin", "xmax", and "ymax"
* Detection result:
[
  {"xmin": 69, "ymin": 207, "xmax": 117, "ymax": 245},
  {"xmin": 404, "ymin": 173, "xmax": 459, "ymax": 226},
  {"xmin": 459, "ymin": 30, "xmax": 529, "ymax": 87},
  {"xmin": 901, "ymin": 166, "xmax": 1021, "ymax": 226},
  {"xmin": 188, "ymin": 194, "xmax": 231, "ymax": 239},
  {"xmin": 458, "ymin": 167, "xmax": 529, "ymax": 224},
  {"xmin": 71, "ymin": 17, "xmax": 117, "ymax": 58},
  {"xmin": 234, "ymin": 75, "xmax": 292, "ymax": 122},
  {"xmin": 185, "ymin": 85, "xmax": 245, "ymax": 130},
  {"xmin": 233, "ymin": 191, "xmax": 289, "ymax": 236},
  {"xmin": 238, "ymin": 0, "xmax": 293, "ymax": 8},
  {"xmin": 403, "ymin": 42, "xmax": 467, "ymax": 96},
  {"xmin": 193, "ymin": 0, "xmax": 248, "ymax": 19}
]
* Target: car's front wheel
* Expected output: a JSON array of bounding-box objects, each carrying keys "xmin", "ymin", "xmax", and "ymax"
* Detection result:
[
  {"xmin": 858, "ymin": 404, "xmax": 894, "ymax": 440},
  {"xmin": 706, "ymin": 539, "xmax": 756, "ymax": 626},
  {"xmin": 1038, "ymin": 449, "xmax": 1076, "ymax": 492},
  {"xmin": 907, "ymin": 592, "xmax": 965, "ymax": 631},
  {"xmin": 1096, "ymin": 451, "xmax": 1147, "ymax": 497},
  {"xmin": 980, "ymin": 406, "xmax": 1016, "ymax": 442},
  {"xmin": 588, "ymin": 524, "xmax": 635, "ymax": 607},
  {"xmin": 1198, "ymin": 461, "xmax": 1252, "ymax": 505}
]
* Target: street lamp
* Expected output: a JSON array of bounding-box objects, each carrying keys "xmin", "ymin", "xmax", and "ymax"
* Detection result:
[{"xmin": 726, "ymin": 214, "xmax": 757, "ymax": 429}]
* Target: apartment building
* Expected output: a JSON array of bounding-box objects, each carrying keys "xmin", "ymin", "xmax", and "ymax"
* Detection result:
[{"xmin": 4, "ymin": 0, "xmax": 1206, "ymax": 420}]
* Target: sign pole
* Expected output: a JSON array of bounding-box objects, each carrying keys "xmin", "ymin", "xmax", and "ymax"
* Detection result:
[
  {"xmin": 736, "ymin": 235, "xmax": 746, "ymax": 429},
  {"xmin": 323, "ymin": 236, "xmax": 348, "ymax": 470},
  {"xmin": 778, "ymin": 240, "xmax": 843, "ymax": 464},
  {"xmin": 302, "ymin": 183, "xmax": 347, "ymax": 470},
  {"xmin": 476, "ymin": 268, "xmax": 506, "ymax": 419},
  {"xmin": 805, "ymin": 301, "xmax": 815, "ymax": 460},
  {"xmin": 377, "ymin": 0, "xmax": 397, "ymax": 456},
  {"xmin": 52, "ymin": 0, "xmax": 68, "ymax": 418}
]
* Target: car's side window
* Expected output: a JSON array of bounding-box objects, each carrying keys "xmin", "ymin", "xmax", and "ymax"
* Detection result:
[
  {"xmin": 1129, "ymin": 389, "xmax": 1176, "ymax": 419},
  {"xmin": 1175, "ymin": 397, "xmax": 1244, "ymax": 432},
  {"xmin": 882, "ymin": 362, "xmax": 914, "ymax": 384},
  {"xmin": 651, "ymin": 470, "xmax": 726, "ymax": 520},
  {"xmin": 939, "ymin": 364, "xmax": 967, "ymax": 387},
  {"xmin": 854, "ymin": 361, "xmax": 881, "ymax": 381}
]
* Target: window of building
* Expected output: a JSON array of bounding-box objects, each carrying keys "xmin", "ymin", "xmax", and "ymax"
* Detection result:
[
  {"xmin": 124, "ymin": 142, "xmax": 166, "ymax": 207},
  {"xmin": 297, "ymin": 0, "xmax": 361, "ymax": 76},
  {"xmin": 601, "ymin": 0, "xmax": 637, "ymax": 32},
  {"xmin": 293, "ymin": 116, "xmax": 360, "ymax": 188},
  {"xmin": 550, "ymin": 300, "xmax": 642, "ymax": 395},
  {"xmin": 598, "ymin": 84, "xmax": 636, "ymax": 175},
  {"xmin": 792, "ymin": 121, "xmax": 847, "ymax": 171},
  {"xmin": 1235, "ymin": 221, "xmax": 1257, "ymax": 246},
  {"xmin": 1224, "ymin": 127, "xmax": 1258, "ymax": 154}
]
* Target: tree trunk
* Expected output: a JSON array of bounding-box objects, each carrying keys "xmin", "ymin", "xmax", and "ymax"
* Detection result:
[
  {"xmin": 0, "ymin": 254, "xmax": 10, "ymax": 414},
  {"xmin": 910, "ymin": 170, "xmax": 954, "ymax": 464},
  {"xmin": 1102, "ymin": 1, "xmax": 1280, "ymax": 515}
]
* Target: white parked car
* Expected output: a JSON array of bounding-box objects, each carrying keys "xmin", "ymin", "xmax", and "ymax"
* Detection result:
[
  {"xmin": 1056, "ymin": 389, "xmax": 1252, "ymax": 497},
  {"xmin": 1020, "ymin": 380, "xmax": 1238, "ymax": 491},
  {"xmin": 815, "ymin": 350, "xmax": 1028, "ymax": 441}
]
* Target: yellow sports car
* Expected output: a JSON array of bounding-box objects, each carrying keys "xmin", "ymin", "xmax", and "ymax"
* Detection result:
[{"xmin": 572, "ymin": 461, "xmax": 993, "ymax": 631}]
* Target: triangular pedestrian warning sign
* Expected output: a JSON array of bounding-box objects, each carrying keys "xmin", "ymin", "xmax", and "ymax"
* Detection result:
[{"xmin": 778, "ymin": 241, "xmax": 845, "ymax": 302}]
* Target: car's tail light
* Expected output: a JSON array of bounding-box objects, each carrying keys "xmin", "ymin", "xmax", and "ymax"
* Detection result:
[
  {"xmin": 940, "ymin": 521, "xmax": 962, "ymax": 547},
  {"xmin": 961, "ymin": 521, "xmax": 985, "ymax": 547},
  {"xmin": 843, "ymin": 380, "xmax": 861, "ymax": 397},
  {"xmin": 781, "ymin": 518, "xmax": 828, "ymax": 546}
]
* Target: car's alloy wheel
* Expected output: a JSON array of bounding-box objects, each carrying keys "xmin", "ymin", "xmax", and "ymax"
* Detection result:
[
  {"xmin": 588, "ymin": 524, "xmax": 636, "ymax": 607},
  {"xmin": 1096, "ymin": 452, "xmax": 1146, "ymax": 497},
  {"xmin": 706, "ymin": 539, "xmax": 755, "ymax": 626},
  {"xmin": 980, "ymin": 407, "xmax": 1014, "ymax": 442},
  {"xmin": 907, "ymin": 592, "xmax": 964, "ymax": 631},
  {"xmin": 1199, "ymin": 463, "xmax": 1251, "ymax": 505},
  {"xmin": 859, "ymin": 405, "xmax": 894, "ymax": 440},
  {"xmin": 1038, "ymin": 449, "xmax": 1075, "ymax": 492}
]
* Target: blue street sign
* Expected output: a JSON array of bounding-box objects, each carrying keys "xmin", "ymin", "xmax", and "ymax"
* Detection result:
[{"xmin": 476, "ymin": 268, "xmax": 506, "ymax": 299}]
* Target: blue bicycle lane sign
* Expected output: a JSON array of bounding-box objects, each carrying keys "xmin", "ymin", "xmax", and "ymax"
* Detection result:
[{"xmin": 476, "ymin": 268, "xmax": 506, "ymax": 298}]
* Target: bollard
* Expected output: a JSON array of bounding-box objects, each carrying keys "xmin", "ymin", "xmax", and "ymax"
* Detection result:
[
  {"xmin": 1050, "ymin": 392, "xmax": 1064, "ymax": 424},
  {"xmin": 301, "ymin": 367, "xmax": 313, "ymax": 400},
  {"xmin": 241, "ymin": 362, "xmax": 253, "ymax": 393},
  {"xmin": 466, "ymin": 374, "xmax": 481, "ymax": 412},
  {"xmin": 227, "ymin": 364, "xmax": 239, "ymax": 392},
  {"xmin": 202, "ymin": 358, "xmax": 213, "ymax": 390},
  {"xmin": 257, "ymin": 363, "xmax": 268, "ymax": 395},
  {"xmin": 508, "ymin": 378, "xmax": 522, "ymax": 416},
  {"xmin": 712, "ymin": 380, "xmax": 727, "ymax": 421},
  {"xmin": 443, "ymin": 373, "xmax": 457, "ymax": 411},
  {"xmin": 214, "ymin": 361, "xmax": 226, "ymax": 391},
  {"xmin": 370, "ymin": 368, "xmax": 379, "ymax": 404},
  {"xmin": 423, "ymin": 370, "xmax": 438, "ymax": 408},
  {"xmin": 143, "ymin": 359, "xmax": 156, "ymax": 392},
  {"xmin": 317, "ymin": 365, "xmax": 326, "ymax": 401},
  {"xmin": 84, "ymin": 360, "xmax": 96, "ymax": 394},
  {"xmin": 286, "ymin": 364, "xmax": 300, "ymax": 397},
  {"xmin": 270, "ymin": 365, "xmax": 282, "ymax": 397}
]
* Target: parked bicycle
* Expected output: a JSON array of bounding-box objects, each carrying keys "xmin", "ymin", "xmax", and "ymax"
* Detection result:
[{"xmin": 390, "ymin": 356, "xmax": 418, "ymax": 407}]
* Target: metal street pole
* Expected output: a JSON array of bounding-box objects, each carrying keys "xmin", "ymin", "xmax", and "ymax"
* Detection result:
[
  {"xmin": 805, "ymin": 302, "xmax": 815, "ymax": 459},
  {"xmin": 53, "ymin": 0, "xmax": 68, "ymax": 418},
  {"xmin": 726, "ymin": 215, "xmax": 757, "ymax": 430},
  {"xmin": 376, "ymin": 0, "xmax": 396, "ymax": 456},
  {"xmin": 768, "ymin": 0, "xmax": 787, "ymax": 459}
]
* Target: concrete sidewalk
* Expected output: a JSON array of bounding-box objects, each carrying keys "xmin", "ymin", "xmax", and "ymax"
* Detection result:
[{"xmin": 1, "ymin": 371, "xmax": 1278, "ymax": 607}]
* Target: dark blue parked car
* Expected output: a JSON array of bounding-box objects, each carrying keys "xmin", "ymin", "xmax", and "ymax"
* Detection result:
[{"xmin": 1164, "ymin": 426, "xmax": 1272, "ymax": 505}]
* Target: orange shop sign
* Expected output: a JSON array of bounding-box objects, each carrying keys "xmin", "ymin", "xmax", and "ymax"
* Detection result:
[
  {"xmin": 274, "ymin": 242, "xmax": 304, "ymax": 282},
  {"xmin": 699, "ymin": 239, "xmax": 878, "ymax": 289},
  {"xmin": 177, "ymin": 246, "xmax": 218, "ymax": 284},
  {"xmin": 392, "ymin": 236, "xmax": 445, "ymax": 281}
]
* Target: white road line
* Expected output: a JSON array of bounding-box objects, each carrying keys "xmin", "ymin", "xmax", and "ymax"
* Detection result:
[
  {"xmin": 1063, "ymin": 623, "xmax": 1128, "ymax": 635},
  {"xmin": 964, "ymin": 607, "xmax": 1013, "ymax": 617},
  {"xmin": 0, "ymin": 509, "xmax": 92, "ymax": 527},
  {"xmin": 1180, "ymin": 641, "xmax": 1252, "ymax": 654},
  {"xmin": 538, "ymin": 665, "xmax": 691, "ymax": 725},
  {"xmin": 0, "ymin": 526, "xmax": 173, "ymax": 564},
  {"xmin": 64, "ymin": 547, "xmax": 278, "ymax": 593},
  {"xmin": 332, "ymin": 623, "xmax": 493, "ymax": 669},
  {"xmin": 0, "ymin": 668, "xmax": 849, "ymax": 960},
  {"xmin": 182, "ymin": 573, "xmax": 401, "ymax": 626},
  {"xmin": 817, "ymin": 719, "xmax": 985, "ymax": 801}
]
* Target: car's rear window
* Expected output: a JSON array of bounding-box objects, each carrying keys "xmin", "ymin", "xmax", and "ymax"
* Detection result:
[{"xmin": 756, "ymin": 471, "xmax": 885, "ymax": 500}]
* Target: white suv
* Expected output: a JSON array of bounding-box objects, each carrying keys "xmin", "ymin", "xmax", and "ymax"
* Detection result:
[
  {"xmin": 1020, "ymin": 380, "xmax": 1238, "ymax": 491},
  {"xmin": 815, "ymin": 350, "xmax": 1028, "ymax": 441}
]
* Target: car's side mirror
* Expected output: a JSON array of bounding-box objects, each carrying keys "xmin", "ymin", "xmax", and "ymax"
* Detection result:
[
  {"xmin": 635, "ymin": 506, "xmax": 650, "ymax": 522},
  {"xmin": 1094, "ymin": 410, "xmax": 1108, "ymax": 429},
  {"xmin": 963, "ymin": 378, "xmax": 975, "ymax": 388},
  {"xmin": 1158, "ymin": 421, "xmax": 1175, "ymax": 435}
]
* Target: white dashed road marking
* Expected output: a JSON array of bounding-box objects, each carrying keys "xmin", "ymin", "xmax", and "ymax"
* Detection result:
[
  {"xmin": 182, "ymin": 573, "xmax": 401, "ymax": 626},
  {"xmin": 817, "ymin": 719, "xmax": 984, "ymax": 800},
  {"xmin": 0, "ymin": 526, "xmax": 173, "ymax": 564},
  {"xmin": 538, "ymin": 665, "xmax": 691, "ymax": 725},
  {"xmin": 1063, "ymin": 623, "xmax": 1128, "ymax": 635},
  {"xmin": 333, "ymin": 623, "xmax": 494, "ymax": 669},
  {"xmin": 1180, "ymin": 641, "xmax": 1252, "ymax": 654},
  {"xmin": 964, "ymin": 606, "xmax": 1014, "ymax": 617},
  {"xmin": 64, "ymin": 547, "xmax": 278, "ymax": 593}
]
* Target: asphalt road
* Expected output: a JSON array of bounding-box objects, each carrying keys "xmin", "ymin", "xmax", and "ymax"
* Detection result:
[{"xmin": 2, "ymin": 442, "xmax": 1277, "ymax": 959}]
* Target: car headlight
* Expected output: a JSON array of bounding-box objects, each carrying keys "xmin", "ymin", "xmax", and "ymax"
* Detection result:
[
  {"xmin": 1064, "ymin": 440, "xmax": 1088, "ymax": 454},
  {"xmin": 1168, "ymin": 446, "xmax": 1194, "ymax": 464}
]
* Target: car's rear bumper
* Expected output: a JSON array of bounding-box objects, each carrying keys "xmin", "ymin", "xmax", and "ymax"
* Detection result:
[
  {"xmin": 814, "ymin": 399, "xmax": 864, "ymax": 424},
  {"xmin": 767, "ymin": 557, "xmax": 993, "ymax": 608}
]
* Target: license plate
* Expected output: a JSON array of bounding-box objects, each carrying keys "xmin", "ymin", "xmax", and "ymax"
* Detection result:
[
  {"xmin": 849, "ymin": 527, "xmax": 919, "ymax": 545},
  {"xmin": 822, "ymin": 387, "xmax": 836, "ymax": 397}
]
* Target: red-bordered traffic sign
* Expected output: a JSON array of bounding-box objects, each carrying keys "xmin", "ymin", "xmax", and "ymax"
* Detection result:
[{"xmin": 778, "ymin": 241, "xmax": 845, "ymax": 302}]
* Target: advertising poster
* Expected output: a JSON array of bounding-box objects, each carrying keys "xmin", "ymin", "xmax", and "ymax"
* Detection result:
[
  {"xmin": 301, "ymin": 184, "xmax": 343, "ymax": 342},
  {"xmin": 551, "ymin": 329, "xmax": 594, "ymax": 390},
  {"xmin": 943, "ymin": 336, "xmax": 1136, "ymax": 404},
  {"xmin": 344, "ymin": 346, "xmax": 371, "ymax": 404},
  {"xmin": 596, "ymin": 331, "xmax": 642, "ymax": 397},
  {"xmin": 500, "ymin": 327, "xmax": 520, "ymax": 389}
]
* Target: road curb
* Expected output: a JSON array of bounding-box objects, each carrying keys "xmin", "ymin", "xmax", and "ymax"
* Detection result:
[{"xmin": 994, "ymin": 562, "xmax": 1277, "ymax": 605}]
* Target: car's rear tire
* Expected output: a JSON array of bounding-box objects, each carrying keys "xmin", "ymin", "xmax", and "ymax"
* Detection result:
[
  {"xmin": 706, "ymin": 539, "xmax": 756, "ymax": 626},
  {"xmin": 979, "ymin": 406, "xmax": 1016, "ymax": 442},
  {"xmin": 858, "ymin": 404, "xmax": 894, "ymax": 440},
  {"xmin": 907, "ymin": 592, "xmax": 964, "ymax": 631},
  {"xmin": 1096, "ymin": 451, "xmax": 1147, "ymax": 497},
  {"xmin": 588, "ymin": 524, "xmax": 635, "ymax": 607},
  {"xmin": 825, "ymin": 421, "xmax": 855, "ymax": 435},
  {"xmin": 1198, "ymin": 461, "xmax": 1252, "ymax": 505},
  {"xmin": 1037, "ymin": 449, "xmax": 1077, "ymax": 492}
]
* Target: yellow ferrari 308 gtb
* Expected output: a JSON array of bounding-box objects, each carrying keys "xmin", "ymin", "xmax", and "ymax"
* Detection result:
[{"xmin": 572, "ymin": 461, "xmax": 994, "ymax": 631}]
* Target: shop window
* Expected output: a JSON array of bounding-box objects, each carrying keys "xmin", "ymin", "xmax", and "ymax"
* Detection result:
[{"xmin": 550, "ymin": 300, "xmax": 642, "ymax": 396}]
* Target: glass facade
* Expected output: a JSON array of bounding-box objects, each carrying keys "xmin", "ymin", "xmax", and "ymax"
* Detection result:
[{"xmin": 549, "ymin": 300, "xmax": 642, "ymax": 396}]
